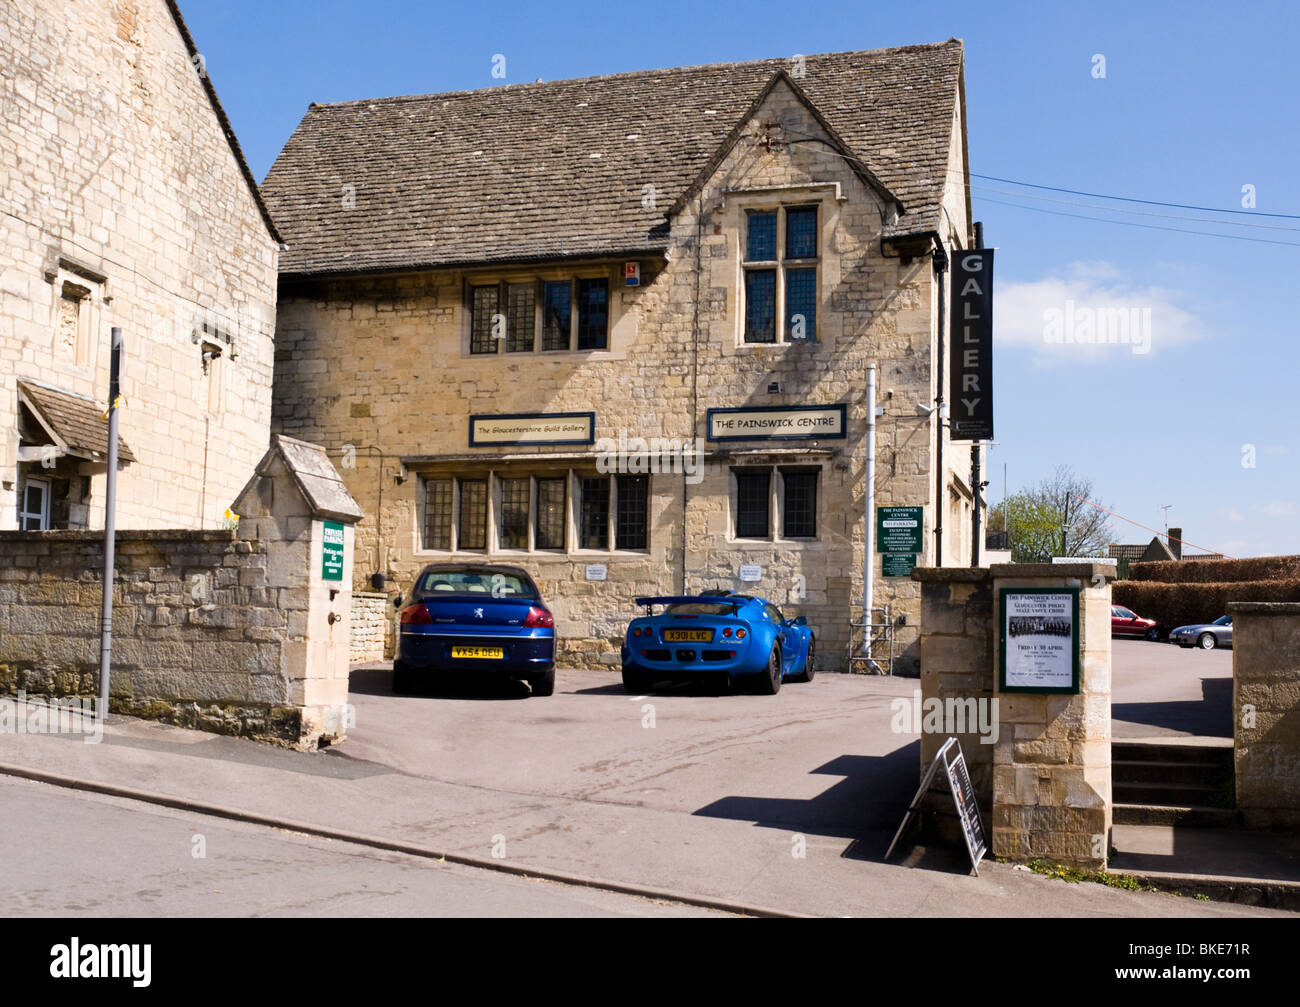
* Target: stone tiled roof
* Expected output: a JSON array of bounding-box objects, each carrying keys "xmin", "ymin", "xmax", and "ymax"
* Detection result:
[
  {"xmin": 17, "ymin": 380, "xmax": 137, "ymax": 463},
  {"xmin": 262, "ymin": 41, "xmax": 965, "ymax": 277}
]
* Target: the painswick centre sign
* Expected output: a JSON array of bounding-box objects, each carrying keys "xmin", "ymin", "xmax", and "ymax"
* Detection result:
[{"xmin": 949, "ymin": 249, "xmax": 994, "ymax": 441}]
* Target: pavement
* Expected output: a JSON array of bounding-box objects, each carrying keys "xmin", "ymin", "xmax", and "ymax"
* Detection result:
[
  {"xmin": 0, "ymin": 650, "xmax": 1294, "ymax": 918},
  {"xmin": 1110, "ymin": 637, "xmax": 1232, "ymax": 738}
]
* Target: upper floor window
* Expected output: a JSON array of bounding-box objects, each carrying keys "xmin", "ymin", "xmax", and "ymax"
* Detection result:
[
  {"xmin": 743, "ymin": 205, "xmax": 819, "ymax": 344},
  {"xmin": 469, "ymin": 275, "xmax": 609, "ymax": 354}
]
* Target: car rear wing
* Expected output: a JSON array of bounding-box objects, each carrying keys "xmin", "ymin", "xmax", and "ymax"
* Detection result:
[{"xmin": 634, "ymin": 595, "xmax": 740, "ymax": 612}]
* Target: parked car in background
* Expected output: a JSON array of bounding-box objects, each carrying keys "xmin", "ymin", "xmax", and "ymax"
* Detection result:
[
  {"xmin": 1111, "ymin": 605, "xmax": 1159, "ymax": 640},
  {"xmin": 621, "ymin": 592, "xmax": 815, "ymax": 695},
  {"xmin": 392, "ymin": 564, "xmax": 556, "ymax": 695},
  {"xmin": 1169, "ymin": 615, "xmax": 1233, "ymax": 650}
]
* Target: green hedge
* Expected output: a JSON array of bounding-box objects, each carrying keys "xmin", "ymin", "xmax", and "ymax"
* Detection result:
[
  {"xmin": 1113, "ymin": 578, "xmax": 1300, "ymax": 630},
  {"xmin": 1128, "ymin": 555, "xmax": 1300, "ymax": 583}
]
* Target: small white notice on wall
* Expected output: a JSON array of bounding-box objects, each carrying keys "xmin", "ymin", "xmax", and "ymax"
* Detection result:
[
  {"xmin": 738, "ymin": 564, "xmax": 762, "ymax": 582},
  {"xmin": 585, "ymin": 564, "xmax": 608, "ymax": 581}
]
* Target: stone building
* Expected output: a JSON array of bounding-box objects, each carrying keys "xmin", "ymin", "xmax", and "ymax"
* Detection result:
[
  {"xmin": 1, "ymin": 0, "xmax": 281, "ymax": 532},
  {"xmin": 263, "ymin": 42, "xmax": 982, "ymax": 671}
]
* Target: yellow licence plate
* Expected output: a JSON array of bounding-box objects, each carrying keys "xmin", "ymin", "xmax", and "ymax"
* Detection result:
[
  {"xmin": 663, "ymin": 629, "xmax": 712, "ymax": 642},
  {"xmin": 451, "ymin": 646, "xmax": 504, "ymax": 660}
]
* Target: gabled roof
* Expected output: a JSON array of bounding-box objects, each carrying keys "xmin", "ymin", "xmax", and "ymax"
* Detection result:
[
  {"xmin": 164, "ymin": 0, "xmax": 282, "ymax": 244},
  {"xmin": 235, "ymin": 434, "xmax": 363, "ymax": 523},
  {"xmin": 263, "ymin": 41, "xmax": 965, "ymax": 277},
  {"xmin": 18, "ymin": 380, "xmax": 137, "ymax": 463}
]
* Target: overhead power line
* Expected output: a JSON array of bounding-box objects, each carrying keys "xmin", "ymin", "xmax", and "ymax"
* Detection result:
[
  {"xmin": 1073, "ymin": 496, "xmax": 1237, "ymax": 560},
  {"xmin": 976, "ymin": 196, "xmax": 1300, "ymax": 248},
  {"xmin": 971, "ymin": 173, "xmax": 1300, "ymax": 221}
]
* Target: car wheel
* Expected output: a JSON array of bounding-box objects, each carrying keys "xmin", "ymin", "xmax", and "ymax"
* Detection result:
[
  {"xmin": 754, "ymin": 644, "xmax": 782, "ymax": 695},
  {"xmin": 1198, "ymin": 632, "xmax": 1216, "ymax": 650},
  {"xmin": 528, "ymin": 666, "xmax": 556, "ymax": 697},
  {"xmin": 392, "ymin": 663, "xmax": 413, "ymax": 695},
  {"xmin": 793, "ymin": 636, "xmax": 816, "ymax": 682},
  {"xmin": 1145, "ymin": 627, "xmax": 1159, "ymax": 641},
  {"xmin": 622, "ymin": 667, "xmax": 653, "ymax": 694}
]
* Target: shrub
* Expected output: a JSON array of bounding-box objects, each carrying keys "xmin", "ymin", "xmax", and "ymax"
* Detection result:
[
  {"xmin": 1128, "ymin": 555, "xmax": 1300, "ymax": 584},
  {"xmin": 1113, "ymin": 578, "xmax": 1300, "ymax": 630}
]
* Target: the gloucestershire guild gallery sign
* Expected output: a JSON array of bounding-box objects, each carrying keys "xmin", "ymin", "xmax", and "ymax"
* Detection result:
[
  {"xmin": 998, "ymin": 587, "xmax": 1080, "ymax": 693},
  {"xmin": 469, "ymin": 412, "xmax": 596, "ymax": 447},
  {"xmin": 706, "ymin": 404, "xmax": 846, "ymax": 442},
  {"xmin": 949, "ymin": 249, "xmax": 994, "ymax": 441}
]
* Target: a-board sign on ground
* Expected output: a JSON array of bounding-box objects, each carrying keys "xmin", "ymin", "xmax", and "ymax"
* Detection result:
[{"xmin": 885, "ymin": 736, "xmax": 987, "ymax": 875}]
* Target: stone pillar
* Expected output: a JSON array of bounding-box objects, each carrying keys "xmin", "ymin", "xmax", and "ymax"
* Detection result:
[
  {"xmin": 233, "ymin": 435, "xmax": 363, "ymax": 746},
  {"xmin": 914, "ymin": 568, "xmax": 996, "ymax": 809},
  {"xmin": 990, "ymin": 563, "xmax": 1113, "ymax": 870},
  {"xmin": 1230, "ymin": 602, "xmax": 1300, "ymax": 828}
]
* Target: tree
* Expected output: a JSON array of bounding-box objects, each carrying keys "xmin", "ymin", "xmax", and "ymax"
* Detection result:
[{"xmin": 988, "ymin": 465, "xmax": 1114, "ymax": 563}]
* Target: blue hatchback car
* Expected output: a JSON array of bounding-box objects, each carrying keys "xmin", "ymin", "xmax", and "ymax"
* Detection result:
[
  {"xmin": 620, "ymin": 593, "xmax": 815, "ymax": 695},
  {"xmin": 393, "ymin": 564, "xmax": 556, "ymax": 696}
]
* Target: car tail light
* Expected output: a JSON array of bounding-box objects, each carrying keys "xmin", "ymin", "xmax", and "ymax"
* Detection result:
[
  {"xmin": 400, "ymin": 604, "xmax": 433, "ymax": 625},
  {"xmin": 524, "ymin": 606, "xmax": 554, "ymax": 628},
  {"xmin": 632, "ymin": 627, "xmax": 642, "ymax": 637},
  {"xmin": 722, "ymin": 627, "xmax": 733, "ymax": 637},
  {"xmin": 736, "ymin": 628, "xmax": 746, "ymax": 639}
]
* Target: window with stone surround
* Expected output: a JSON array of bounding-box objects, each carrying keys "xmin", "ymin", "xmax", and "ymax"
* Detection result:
[
  {"xmin": 419, "ymin": 470, "xmax": 646, "ymax": 553},
  {"xmin": 742, "ymin": 204, "xmax": 820, "ymax": 344},
  {"xmin": 731, "ymin": 465, "xmax": 821, "ymax": 540},
  {"xmin": 467, "ymin": 273, "xmax": 610, "ymax": 354},
  {"xmin": 52, "ymin": 268, "xmax": 101, "ymax": 368}
]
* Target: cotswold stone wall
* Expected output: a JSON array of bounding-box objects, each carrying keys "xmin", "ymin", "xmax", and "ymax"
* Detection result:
[
  {"xmin": 0, "ymin": 0, "xmax": 278, "ymax": 530},
  {"xmin": 349, "ymin": 590, "xmax": 388, "ymax": 663},
  {"xmin": 1231, "ymin": 602, "xmax": 1300, "ymax": 828},
  {"xmin": 273, "ymin": 77, "xmax": 975, "ymax": 673},
  {"xmin": 0, "ymin": 529, "xmax": 304, "ymax": 741},
  {"xmin": 0, "ymin": 513, "xmax": 354, "ymax": 749}
]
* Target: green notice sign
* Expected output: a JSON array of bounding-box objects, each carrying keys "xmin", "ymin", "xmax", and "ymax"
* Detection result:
[
  {"xmin": 877, "ymin": 506, "xmax": 924, "ymax": 554},
  {"xmin": 322, "ymin": 521, "xmax": 345, "ymax": 581},
  {"xmin": 882, "ymin": 553, "xmax": 918, "ymax": 578}
]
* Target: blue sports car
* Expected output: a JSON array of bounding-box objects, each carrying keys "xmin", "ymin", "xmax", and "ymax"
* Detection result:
[
  {"xmin": 392, "ymin": 564, "xmax": 556, "ymax": 696},
  {"xmin": 620, "ymin": 592, "xmax": 816, "ymax": 695}
]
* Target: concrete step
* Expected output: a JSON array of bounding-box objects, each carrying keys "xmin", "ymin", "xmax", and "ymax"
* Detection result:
[{"xmin": 1113, "ymin": 803, "xmax": 1241, "ymax": 827}]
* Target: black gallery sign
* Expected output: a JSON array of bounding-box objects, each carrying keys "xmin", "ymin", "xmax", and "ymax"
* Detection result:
[{"xmin": 949, "ymin": 249, "xmax": 994, "ymax": 441}]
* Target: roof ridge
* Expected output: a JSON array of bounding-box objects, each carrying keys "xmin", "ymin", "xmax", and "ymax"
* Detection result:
[{"xmin": 305, "ymin": 39, "xmax": 963, "ymax": 110}]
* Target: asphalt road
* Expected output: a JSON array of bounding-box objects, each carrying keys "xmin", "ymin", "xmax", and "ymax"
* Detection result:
[
  {"xmin": 1110, "ymin": 637, "xmax": 1233, "ymax": 738},
  {"xmin": 0, "ymin": 637, "xmax": 1269, "ymax": 917},
  {"xmin": 0, "ymin": 776, "xmax": 728, "ymax": 917}
]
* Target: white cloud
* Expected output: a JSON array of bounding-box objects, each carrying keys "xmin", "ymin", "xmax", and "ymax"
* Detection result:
[
  {"xmin": 995, "ymin": 262, "xmax": 1204, "ymax": 364},
  {"xmin": 1251, "ymin": 501, "xmax": 1296, "ymax": 519}
]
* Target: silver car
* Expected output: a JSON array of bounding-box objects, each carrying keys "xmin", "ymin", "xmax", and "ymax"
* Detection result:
[{"xmin": 1169, "ymin": 615, "xmax": 1233, "ymax": 650}]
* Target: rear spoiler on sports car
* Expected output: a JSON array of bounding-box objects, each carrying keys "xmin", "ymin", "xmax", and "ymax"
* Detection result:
[{"xmin": 634, "ymin": 596, "xmax": 739, "ymax": 610}]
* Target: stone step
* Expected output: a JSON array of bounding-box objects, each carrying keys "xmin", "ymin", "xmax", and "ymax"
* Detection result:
[
  {"xmin": 1113, "ymin": 741, "xmax": 1233, "ymax": 768},
  {"xmin": 1113, "ymin": 758, "xmax": 1230, "ymax": 786},
  {"xmin": 1114, "ymin": 780, "xmax": 1227, "ymax": 807},
  {"xmin": 1113, "ymin": 803, "xmax": 1242, "ymax": 827}
]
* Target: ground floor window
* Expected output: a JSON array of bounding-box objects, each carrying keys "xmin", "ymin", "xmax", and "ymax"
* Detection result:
[
  {"xmin": 731, "ymin": 465, "xmax": 820, "ymax": 540},
  {"xmin": 421, "ymin": 470, "xmax": 649, "ymax": 554}
]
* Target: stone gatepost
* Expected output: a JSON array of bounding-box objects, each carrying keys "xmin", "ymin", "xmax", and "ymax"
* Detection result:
[
  {"xmin": 991, "ymin": 563, "xmax": 1113, "ymax": 869},
  {"xmin": 1230, "ymin": 602, "xmax": 1300, "ymax": 828},
  {"xmin": 913, "ymin": 562, "xmax": 1114, "ymax": 870},
  {"xmin": 233, "ymin": 435, "xmax": 363, "ymax": 746}
]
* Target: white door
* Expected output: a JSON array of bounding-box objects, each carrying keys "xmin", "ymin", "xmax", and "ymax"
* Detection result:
[{"xmin": 20, "ymin": 477, "xmax": 50, "ymax": 530}]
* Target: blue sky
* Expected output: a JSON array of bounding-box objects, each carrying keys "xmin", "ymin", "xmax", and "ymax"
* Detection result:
[{"xmin": 182, "ymin": 0, "xmax": 1300, "ymax": 558}]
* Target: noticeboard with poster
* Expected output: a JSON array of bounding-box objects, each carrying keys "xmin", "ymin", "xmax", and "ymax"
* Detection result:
[{"xmin": 998, "ymin": 587, "xmax": 1080, "ymax": 693}]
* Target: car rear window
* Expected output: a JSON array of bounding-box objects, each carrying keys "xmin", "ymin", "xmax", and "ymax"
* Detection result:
[
  {"xmin": 417, "ymin": 570, "xmax": 537, "ymax": 597},
  {"xmin": 665, "ymin": 602, "xmax": 736, "ymax": 615}
]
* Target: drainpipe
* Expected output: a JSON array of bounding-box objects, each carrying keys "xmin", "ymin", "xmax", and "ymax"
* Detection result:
[
  {"xmin": 863, "ymin": 363, "xmax": 878, "ymax": 667},
  {"xmin": 933, "ymin": 243, "xmax": 948, "ymax": 566}
]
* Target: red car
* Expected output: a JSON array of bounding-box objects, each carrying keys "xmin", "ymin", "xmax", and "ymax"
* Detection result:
[{"xmin": 1112, "ymin": 605, "xmax": 1159, "ymax": 640}]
